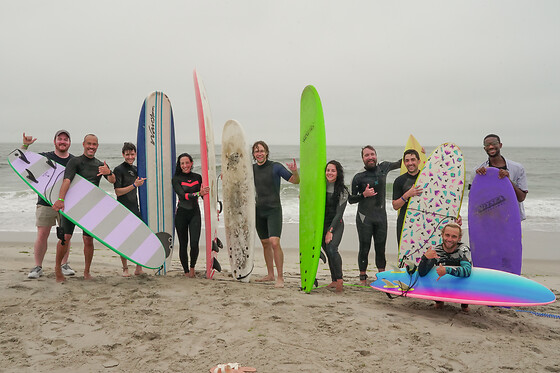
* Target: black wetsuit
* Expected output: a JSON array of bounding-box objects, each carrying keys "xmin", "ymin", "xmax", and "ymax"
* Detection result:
[
  {"xmin": 392, "ymin": 172, "xmax": 419, "ymax": 245},
  {"xmin": 322, "ymin": 183, "xmax": 348, "ymax": 281},
  {"xmin": 349, "ymin": 160, "xmax": 401, "ymax": 271},
  {"xmin": 253, "ymin": 160, "xmax": 293, "ymax": 239},
  {"xmin": 172, "ymin": 172, "xmax": 203, "ymax": 272},
  {"xmin": 113, "ymin": 162, "xmax": 141, "ymax": 218},
  {"xmin": 61, "ymin": 154, "xmax": 110, "ymax": 236}
]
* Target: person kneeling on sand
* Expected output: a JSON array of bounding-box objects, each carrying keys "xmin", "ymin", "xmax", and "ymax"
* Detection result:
[{"xmin": 417, "ymin": 222, "xmax": 472, "ymax": 312}]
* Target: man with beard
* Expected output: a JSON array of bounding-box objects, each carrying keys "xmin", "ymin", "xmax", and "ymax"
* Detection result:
[
  {"xmin": 52, "ymin": 134, "xmax": 116, "ymax": 282},
  {"xmin": 22, "ymin": 130, "xmax": 76, "ymax": 279},
  {"xmin": 349, "ymin": 145, "xmax": 401, "ymax": 284},
  {"xmin": 475, "ymin": 134, "xmax": 528, "ymax": 220},
  {"xmin": 418, "ymin": 222, "xmax": 472, "ymax": 312},
  {"xmin": 392, "ymin": 149, "xmax": 424, "ymax": 246}
]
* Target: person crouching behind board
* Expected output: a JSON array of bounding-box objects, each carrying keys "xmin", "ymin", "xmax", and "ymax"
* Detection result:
[{"xmin": 418, "ymin": 222, "xmax": 472, "ymax": 312}]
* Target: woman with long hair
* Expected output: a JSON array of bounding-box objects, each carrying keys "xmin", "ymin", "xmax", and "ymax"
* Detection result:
[
  {"xmin": 322, "ymin": 160, "xmax": 348, "ymax": 293},
  {"xmin": 172, "ymin": 153, "xmax": 209, "ymax": 277}
]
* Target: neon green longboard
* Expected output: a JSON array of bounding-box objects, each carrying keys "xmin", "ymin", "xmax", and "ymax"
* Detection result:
[{"xmin": 299, "ymin": 85, "xmax": 326, "ymax": 293}]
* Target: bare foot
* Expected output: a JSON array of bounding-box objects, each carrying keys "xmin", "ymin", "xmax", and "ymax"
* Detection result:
[
  {"xmin": 84, "ymin": 272, "xmax": 92, "ymax": 280},
  {"xmin": 274, "ymin": 278, "xmax": 284, "ymax": 288},
  {"xmin": 461, "ymin": 305, "xmax": 470, "ymax": 313},
  {"xmin": 335, "ymin": 279, "xmax": 343, "ymax": 293},
  {"xmin": 255, "ymin": 275, "xmax": 275, "ymax": 282},
  {"xmin": 134, "ymin": 267, "xmax": 144, "ymax": 276},
  {"xmin": 327, "ymin": 281, "xmax": 337, "ymax": 288},
  {"xmin": 434, "ymin": 302, "xmax": 444, "ymax": 310},
  {"xmin": 55, "ymin": 268, "xmax": 66, "ymax": 283},
  {"xmin": 122, "ymin": 267, "xmax": 131, "ymax": 277}
]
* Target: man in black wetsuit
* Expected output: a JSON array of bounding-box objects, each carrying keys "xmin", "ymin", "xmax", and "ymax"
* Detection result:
[
  {"xmin": 52, "ymin": 134, "xmax": 116, "ymax": 282},
  {"xmin": 392, "ymin": 149, "xmax": 423, "ymax": 246},
  {"xmin": 22, "ymin": 130, "xmax": 76, "ymax": 279},
  {"xmin": 252, "ymin": 141, "xmax": 299, "ymax": 288},
  {"xmin": 113, "ymin": 142, "xmax": 146, "ymax": 277},
  {"xmin": 349, "ymin": 145, "xmax": 401, "ymax": 284}
]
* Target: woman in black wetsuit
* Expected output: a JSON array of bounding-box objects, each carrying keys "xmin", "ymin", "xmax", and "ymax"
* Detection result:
[
  {"xmin": 172, "ymin": 153, "xmax": 209, "ymax": 277},
  {"xmin": 322, "ymin": 160, "xmax": 348, "ymax": 293}
]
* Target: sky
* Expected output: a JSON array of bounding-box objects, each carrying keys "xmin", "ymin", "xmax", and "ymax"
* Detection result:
[{"xmin": 1, "ymin": 0, "xmax": 559, "ymax": 147}]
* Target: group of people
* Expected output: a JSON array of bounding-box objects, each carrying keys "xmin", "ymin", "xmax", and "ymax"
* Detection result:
[{"xmin": 22, "ymin": 131, "xmax": 528, "ymax": 310}]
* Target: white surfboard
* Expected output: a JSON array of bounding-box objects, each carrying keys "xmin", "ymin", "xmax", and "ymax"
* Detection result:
[{"xmin": 221, "ymin": 120, "xmax": 255, "ymax": 282}]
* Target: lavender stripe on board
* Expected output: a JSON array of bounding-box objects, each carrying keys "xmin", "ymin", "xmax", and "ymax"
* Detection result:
[
  {"xmin": 78, "ymin": 195, "xmax": 119, "ymax": 231},
  {"xmin": 103, "ymin": 213, "xmax": 142, "ymax": 249},
  {"xmin": 130, "ymin": 233, "xmax": 162, "ymax": 264},
  {"xmin": 64, "ymin": 178, "xmax": 96, "ymax": 211}
]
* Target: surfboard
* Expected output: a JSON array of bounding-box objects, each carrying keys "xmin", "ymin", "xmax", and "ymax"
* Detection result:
[
  {"xmin": 371, "ymin": 267, "xmax": 555, "ymax": 307},
  {"xmin": 137, "ymin": 91, "xmax": 176, "ymax": 274},
  {"xmin": 469, "ymin": 167, "xmax": 522, "ymax": 274},
  {"xmin": 221, "ymin": 120, "xmax": 255, "ymax": 282},
  {"xmin": 8, "ymin": 149, "xmax": 166, "ymax": 269},
  {"xmin": 299, "ymin": 85, "xmax": 327, "ymax": 293},
  {"xmin": 398, "ymin": 143, "xmax": 465, "ymax": 267},
  {"xmin": 194, "ymin": 70, "xmax": 222, "ymax": 279},
  {"xmin": 400, "ymin": 134, "xmax": 427, "ymax": 175}
]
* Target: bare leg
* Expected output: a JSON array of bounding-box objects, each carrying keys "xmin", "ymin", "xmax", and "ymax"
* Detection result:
[
  {"xmin": 269, "ymin": 237, "xmax": 284, "ymax": 288},
  {"xmin": 121, "ymin": 257, "xmax": 130, "ymax": 277},
  {"xmin": 83, "ymin": 235, "xmax": 94, "ymax": 280},
  {"xmin": 33, "ymin": 226, "xmax": 50, "ymax": 267},
  {"xmin": 255, "ymin": 238, "xmax": 275, "ymax": 282},
  {"xmin": 55, "ymin": 234, "xmax": 72, "ymax": 283},
  {"xmin": 335, "ymin": 279, "xmax": 343, "ymax": 293},
  {"xmin": 134, "ymin": 265, "xmax": 144, "ymax": 275}
]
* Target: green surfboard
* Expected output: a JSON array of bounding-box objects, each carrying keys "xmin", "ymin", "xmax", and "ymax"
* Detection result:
[{"xmin": 299, "ymin": 85, "xmax": 326, "ymax": 293}]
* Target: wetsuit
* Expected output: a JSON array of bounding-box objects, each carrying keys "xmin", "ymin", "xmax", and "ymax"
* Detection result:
[
  {"xmin": 61, "ymin": 154, "xmax": 110, "ymax": 236},
  {"xmin": 349, "ymin": 160, "xmax": 401, "ymax": 271},
  {"xmin": 113, "ymin": 162, "xmax": 141, "ymax": 218},
  {"xmin": 172, "ymin": 172, "xmax": 203, "ymax": 272},
  {"xmin": 322, "ymin": 183, "xmax": 348, "ymax": 282},
  {"xmin": 253, "ymin": 160, "xmax": 293, "ymax": 239},
  {"xmin": 392, "ymin": 172, "xmax": 419, "ymax": 245},
  {"xmin": 418, "ymin": 242, "xmax": 472, "ymax": 308}
]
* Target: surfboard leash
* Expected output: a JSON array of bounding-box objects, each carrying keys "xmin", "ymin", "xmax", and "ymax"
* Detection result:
[{"xmin": 512, "ymin": 309, "xmax": 560, "ymax": 319}]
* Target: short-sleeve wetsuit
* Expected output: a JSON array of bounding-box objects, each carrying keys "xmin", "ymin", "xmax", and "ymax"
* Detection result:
[
  {"xmin": 392, "ymin": 172, "xmax": 419, "ymax": 245},
  {"xmin": 113, "ymin": 161, "xmax": 141, "ymax": 218},
  {"xmin": 253, "ymin": 160, "xmax": 293, "ymax": 239}
]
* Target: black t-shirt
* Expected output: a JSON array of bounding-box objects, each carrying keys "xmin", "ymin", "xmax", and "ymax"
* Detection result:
[
  {"xmin": 392, "ymin": 172, "xmax": 419, "ymax": 233},
  {"xmin": 64, "ymin": 154, "xmax": 108, "ymax": 186},
  {"xmin": 37, "ymin": 151, "xmax": 74, "ymax": 206},
  {"xmin": 113, "ymin": 162, "xmax": 140, "ymax": 217}
]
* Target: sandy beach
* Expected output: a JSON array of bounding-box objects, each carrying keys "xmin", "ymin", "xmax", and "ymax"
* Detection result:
[{"xmin": 1, "ymin": 225, "xmax": 559, "ymax": 373}]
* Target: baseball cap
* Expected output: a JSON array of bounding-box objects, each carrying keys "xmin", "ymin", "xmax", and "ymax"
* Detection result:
[{"xmin": 54, "ymin": 129, "xmax": 71, "ymax": 140}]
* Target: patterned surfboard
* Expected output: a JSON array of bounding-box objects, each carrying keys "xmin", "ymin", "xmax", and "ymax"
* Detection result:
[
  {"xmin": 137, "ymin": 91, "xmax": 176, "ymax": 273},
  {"xmin": 398, "ymin": 143, "xmax": 465, "ymax": 266},
  {"xmin": 8, "ymin": 149, "xmax": 166, "ymax": 269}
]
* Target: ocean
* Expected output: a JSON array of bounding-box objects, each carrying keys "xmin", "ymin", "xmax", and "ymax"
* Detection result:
[{"xmin": 1, "ymin": 143, "xmax": 558, "ymax": 233}]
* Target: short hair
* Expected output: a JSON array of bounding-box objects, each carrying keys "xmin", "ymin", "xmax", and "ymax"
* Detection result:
[
  {"xmin": 83, "ymin": 133, "xmax": 98, "ymax": 142},
  {"xmin": 122, "ymin": 142, "xmax": 136, "ymax": 154},
  {"xmin": 442, "ymin": 222, "xmax": 462, "ymax": 238},
  {"xmin": 403, "ymin": 149, "xmax": 420, "ymax": 160},
  {"xmin": 484, "ymin": 134, "xmax": 501, "ymax": 144},
  {"xmin": 252, "ymin": 140, "xmax": 269, "ymax": 161},
  {"xmin": 361, "ymin": 145, "xmax": 376, "ymax": 158}
]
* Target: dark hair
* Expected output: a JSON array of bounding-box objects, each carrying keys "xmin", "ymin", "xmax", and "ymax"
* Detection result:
[
  {"xmin": 122, "ymin": 142, "xmax": 136, "ymax": 154},
  {"xmin": 326, "ymin": 160, "xmax": 348, "ymax": 202},
  {"xmin": 403, "ymin": 149, "xmax": 420, "ymax": 160},
  {"xmin": 252, "ymin": 140, "xmax": 269, "ymax": 161},
  {"xmin": 484, "ymin": 134, "xmax": 501, "ymax": 144},
  {"xmin": 361, "ymin": 145, "xmax": 376, "ymax": 158},
  {"xmin": 175, "ymin": 153, "xmax": 193, "ymax": 176}
]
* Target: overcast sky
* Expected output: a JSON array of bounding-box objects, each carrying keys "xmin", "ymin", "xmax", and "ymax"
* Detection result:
[{"xmin": 2, "ymin": 0, "xmax": 559, "ymax": 147}]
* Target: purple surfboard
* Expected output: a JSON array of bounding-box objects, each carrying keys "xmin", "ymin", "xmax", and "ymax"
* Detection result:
[{"xmin": 468, "ymin": 167, "xmax": 522, "ymax": 274}]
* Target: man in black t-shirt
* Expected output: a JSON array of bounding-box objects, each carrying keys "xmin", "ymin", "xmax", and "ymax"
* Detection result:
[
  {"xmin": 392, "ymin": 149, "xmax": 423, "ymax": 247},
  {"xmin": 113, "ymin": 142, "xmax": 146, "ymax": 276},
  {"xmin": 52, "ymin": 134, "xmax": 116, "ymax": 282},
  {"xmin": 22, "ymin": 130, "xmax": 76, "ymax": 279}
]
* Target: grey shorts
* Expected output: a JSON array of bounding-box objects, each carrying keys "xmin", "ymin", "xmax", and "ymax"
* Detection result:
[{"xmin": 36, "ymin": 205, "xmax": 59, "ymax": 227}]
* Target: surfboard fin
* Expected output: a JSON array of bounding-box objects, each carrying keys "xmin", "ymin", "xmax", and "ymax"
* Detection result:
[
  {"xmin": 381, "ymin": 279, "xmax": 400, "ymax": 289},
  {"xmin": 25, "ymin": 169, "xmax": 38, "ymax": 184},
  {"xmin": 320, "ymin": 251, "xmax": 326, "ymax": 264},
  {"xmin": 15, "ymin": 149, "xmax": 30, "ymax": 164},
  {"xmin": 45, "ymin": 158, "xmax": 56, "ymax": 169},
  {"xmin": 212, "ymin": 238, "xmax": 223, "ymax": 252},
  {"xmin": 212, "ymin": 258, "xmax": 222, "ymax": 272}
]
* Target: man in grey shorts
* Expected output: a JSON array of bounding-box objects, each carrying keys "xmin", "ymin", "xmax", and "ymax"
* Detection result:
[{"xmin": 22, "ymin": 130, "xmax": 75, "ymax": 279}]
